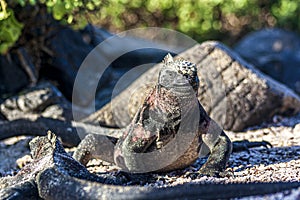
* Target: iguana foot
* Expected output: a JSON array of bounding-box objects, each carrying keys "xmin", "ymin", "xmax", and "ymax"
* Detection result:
[
  {"xmin": 199, "ymin": 167, "xmax": 234, "ymax": 177},
  {"xmin": 232, "ymin": 140, "xmax": 272, "ymax": 152},
  {"xmin": 186, "ymin": 168, "xmax": 234, "ymax": 179}
]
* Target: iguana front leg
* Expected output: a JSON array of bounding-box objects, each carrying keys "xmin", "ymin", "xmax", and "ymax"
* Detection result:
[
  {"xmin": 73, "ymin": 132, "xmax": 120, "ymax": 166},
  {"xmin": 195, "ymin": 118, "xmax": 269, "ymax": 177},
  {"xmin": 200, "ymin": 129, "xmax": 232, "ymax": 176},
  {"xmin": 185, "ymin": 103, "xmax": 232, "ymax": 177}
]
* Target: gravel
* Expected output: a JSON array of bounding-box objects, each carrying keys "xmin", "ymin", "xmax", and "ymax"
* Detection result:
[{"xmin": 0, "ymin": 114, "xmax": 299, "ymax": 199}]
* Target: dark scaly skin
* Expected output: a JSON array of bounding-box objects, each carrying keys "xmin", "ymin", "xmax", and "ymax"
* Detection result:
[
  {"xmin": 74, "ymin": 54, "xmax": 232, "ymax": 176},
  {"xmin": 1, "ymin": 132, "xmax": 299, "ymax": 199}
]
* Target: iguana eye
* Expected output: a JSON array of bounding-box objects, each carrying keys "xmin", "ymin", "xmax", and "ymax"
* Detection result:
[
  {"xmin": 168, "ymin": 71, "xmax": 175, "ymax": 77},
  {"xmin": 162, "ymin": 70, "xmax": 176, "ymax": 79}
]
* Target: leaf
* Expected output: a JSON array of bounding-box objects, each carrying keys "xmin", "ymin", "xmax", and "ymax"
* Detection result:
[
  {"xmin": 0, "ymin": 9, "xmax": 23, "ymax": 54},
  {"xmin": 52, "ymin": 1, "xmax": 67, "ymax": 20}
]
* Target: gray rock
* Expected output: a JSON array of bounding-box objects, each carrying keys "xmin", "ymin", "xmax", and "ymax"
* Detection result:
[
  {"xmin": 83, "ymin": 41, "xmax": 300, "ymax": 131},
  {"xmin": 0, "ymin": 82, "xmax": 72, "ymax": 121},
  {"xmin": 73, "ymin": 25, "xmax": 181, "ymax": 108},
  {"xmin": 0, "ymin": 51, "xmax": 30, "ymax": 97},
  {"xmin": 43, "ymin": 25, "xmax": 95, "ymax": 101},
  {"xmin": 234, "ymin": 28, "xmax": 300, "ymax": 94}
]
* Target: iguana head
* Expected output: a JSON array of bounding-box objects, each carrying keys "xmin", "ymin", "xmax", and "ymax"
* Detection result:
[{"xmin": 158, "ymin": 53, "xmax": 199, "ymax": 95}]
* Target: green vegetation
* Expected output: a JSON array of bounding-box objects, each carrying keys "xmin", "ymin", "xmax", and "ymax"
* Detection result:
[
  {"xmin": 1, "ymin": 0, "xmax": 300, "ymax": 54},
  {"xmin": 0, "ymin": 0, "xmax": 23, "ymax": 54}
]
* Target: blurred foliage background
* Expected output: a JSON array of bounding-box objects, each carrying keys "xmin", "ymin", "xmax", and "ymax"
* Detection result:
[{"xmin": 1, "ymin": 0, "xmax": 300, "ymax": 54}]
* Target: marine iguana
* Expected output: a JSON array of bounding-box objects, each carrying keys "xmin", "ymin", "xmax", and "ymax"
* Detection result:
[{"xmin": 72, "ymin": 53, "xmax": 232, "ymax": 175}]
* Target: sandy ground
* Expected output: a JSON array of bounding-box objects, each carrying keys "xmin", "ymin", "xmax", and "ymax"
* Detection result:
[{"xmin": 0, "ymin": 114, "xmax": 299, "ymax": 199}]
